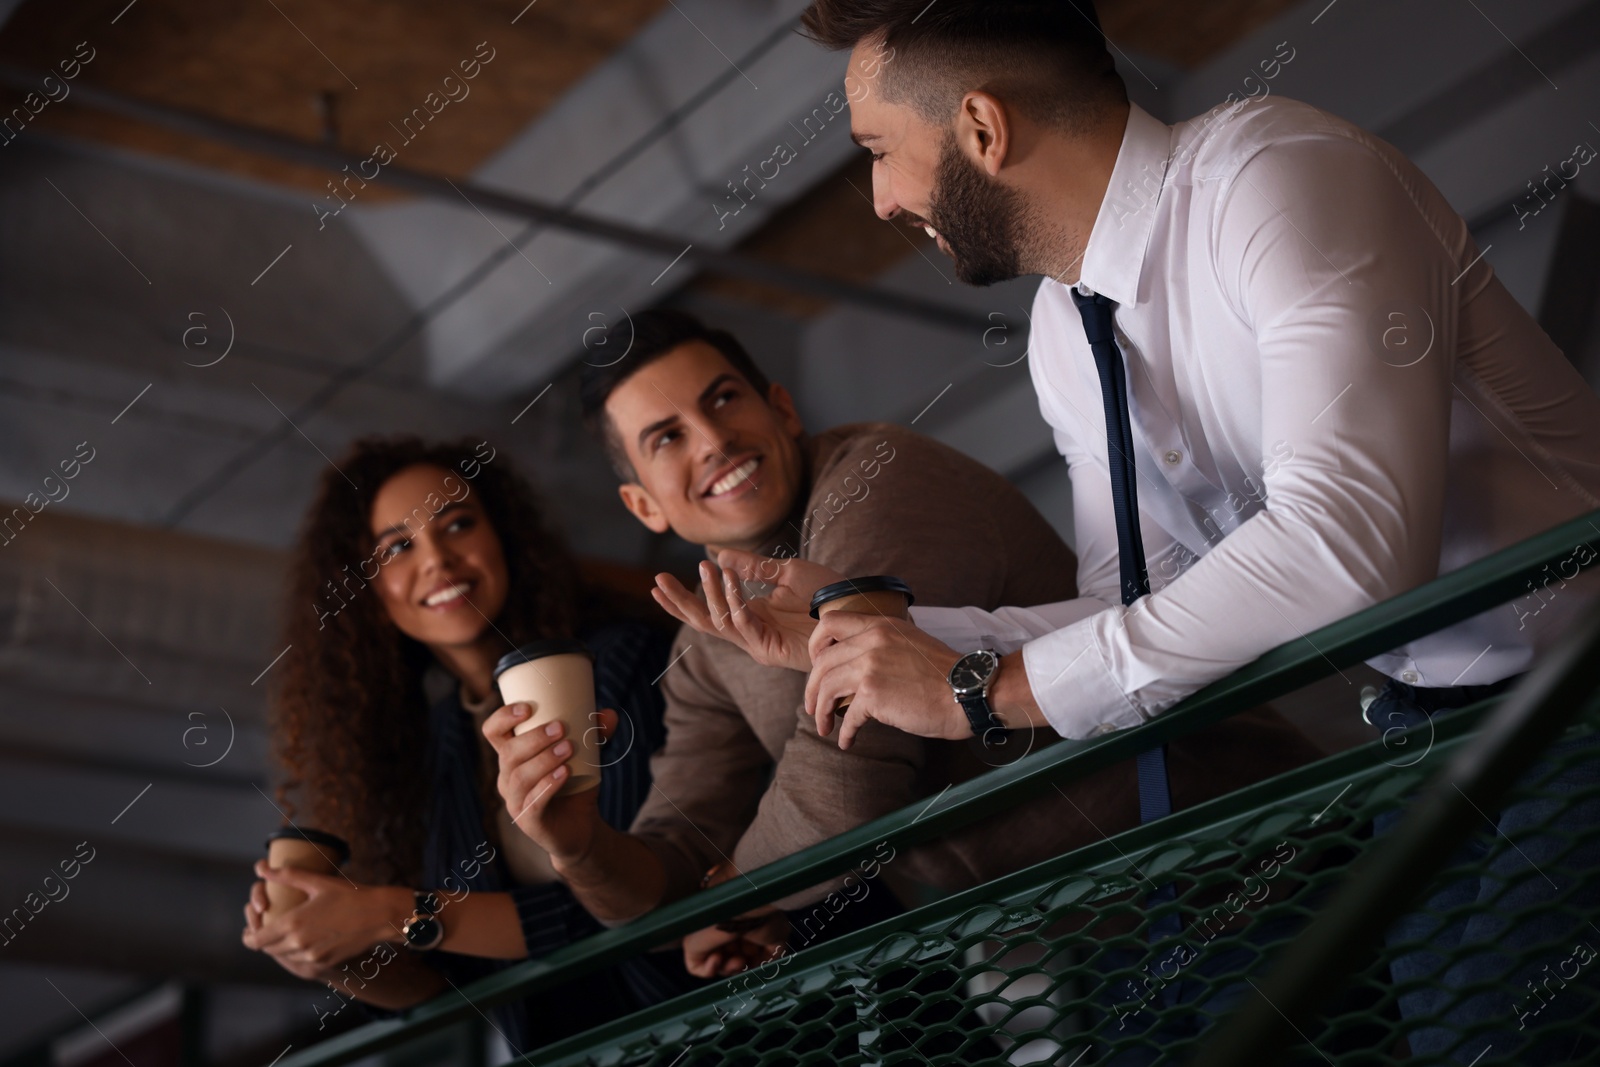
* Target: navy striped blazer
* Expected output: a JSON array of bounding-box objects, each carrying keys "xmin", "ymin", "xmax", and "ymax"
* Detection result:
[{"xmin": 411, "ymin": 620, "xmax": 689, "ymax": 1050}]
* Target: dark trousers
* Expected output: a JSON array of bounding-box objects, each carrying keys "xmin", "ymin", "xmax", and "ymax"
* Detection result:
[{"xmin": 1370, "ymin": 676, "xmax": 1600, "ymax": 1065}]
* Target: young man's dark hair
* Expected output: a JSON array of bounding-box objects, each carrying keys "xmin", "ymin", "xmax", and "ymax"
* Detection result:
[
  {"xmin": 801, "ymin": 0, "xmax": 1126, "ymax": 136},
  {"xmin": 578, "ymin": 309, "xmax": 774, "ymax": 480}
]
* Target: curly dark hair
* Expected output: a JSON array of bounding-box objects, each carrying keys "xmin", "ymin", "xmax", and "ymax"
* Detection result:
[{"xmin": 272, "ymin": 436, "xmax": 581, "ymax": 885}]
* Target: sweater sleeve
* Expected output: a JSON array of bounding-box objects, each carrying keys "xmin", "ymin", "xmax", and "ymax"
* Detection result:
[
  {"xmin": 731, "ymin": 425, "xmax": 1080, "ymax": 907},
  {"xmin": 628, "ymin": 629, "xmax": 776, "ymax": 908}
]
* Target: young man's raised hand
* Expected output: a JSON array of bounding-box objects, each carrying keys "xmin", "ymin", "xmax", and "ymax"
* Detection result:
[{"xmin": 652, "ymin": 551, "xmax": 843, "ymax": 672}]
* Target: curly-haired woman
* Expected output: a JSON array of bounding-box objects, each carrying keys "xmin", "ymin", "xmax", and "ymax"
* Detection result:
[{"xmin": 241, "ymin": 436, "xmax": 686, "ymax": 1050}]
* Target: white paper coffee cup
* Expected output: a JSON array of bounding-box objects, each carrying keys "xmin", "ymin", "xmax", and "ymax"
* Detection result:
[{"xmin": 494, "ymin": 640, "xmax": 600, "ymax": 796}]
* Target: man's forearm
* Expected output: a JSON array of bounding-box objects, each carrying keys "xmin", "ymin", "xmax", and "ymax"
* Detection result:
[{"xmin": 554, "ymin": 823, "xmax": 668, "ymax": 924}]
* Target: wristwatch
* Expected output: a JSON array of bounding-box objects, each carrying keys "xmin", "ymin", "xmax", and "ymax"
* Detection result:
[
  {"xmin": 402, "ymin": 890, "xmax": 444, "ymax": 951},
  {"xmin": 949, "ymin": 649, "xmax": 1005, "ymax": 742}
]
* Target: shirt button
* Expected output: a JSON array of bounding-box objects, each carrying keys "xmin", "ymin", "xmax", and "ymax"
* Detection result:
[
  {"xmin": 1400, "ymin": 670, "xmax": 1419, "ymax": 684},
  {"xmin": 1163, "ymin": 450, "xmax": 1182, "ymax": 465},
  {"xmin": 1093, "ymin": 723, "xmax": 1117, "ymax": 736}
]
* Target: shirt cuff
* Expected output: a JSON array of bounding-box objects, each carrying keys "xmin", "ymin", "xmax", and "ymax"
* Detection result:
[
  {"xmin": 912, "ymin": 600, "xmax": 1106, "ymax": 656},
  {"xmin": 1020, "ymin": 610, "xmax": 1147, "ymax": 740}
]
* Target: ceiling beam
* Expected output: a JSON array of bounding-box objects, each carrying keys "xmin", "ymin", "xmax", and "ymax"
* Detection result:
[{"xmin": 0, "ymin": 65, "xmax": 989, "ymax": 335}]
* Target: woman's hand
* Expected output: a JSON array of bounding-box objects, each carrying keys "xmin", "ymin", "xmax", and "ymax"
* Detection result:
[
  {"xmin": 482, "ymin": 706, "xmax": 612, "ymax": 865},
  {"xmin": 652, "ymin": 550, "xmax": 842, "ymax": 672},
  {"xmin": 241, "ymin": 863, "xmax": 409, "ymax": 978},
  {"xmin": 683, "ymin": 907, "xmax": 789, "ymax": 978}
]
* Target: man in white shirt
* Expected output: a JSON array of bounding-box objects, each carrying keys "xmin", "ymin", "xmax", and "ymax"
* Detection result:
[
  {"xmin": 670, "ymin": 0, "xmax": 1600, "ymax": 1061},
  {"xmin": 788, "ymin": 10, "xmax": 1600, "ymax": 747}
]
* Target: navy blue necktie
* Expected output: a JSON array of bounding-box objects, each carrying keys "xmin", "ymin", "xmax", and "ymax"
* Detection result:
[
  {"xmin": 1072, "ymin": 287, "xmax": 1183, "ymax": 968},
  {"xmin": 1070, "ymin": 288, "xmax": 1173, "ymax": 825}
]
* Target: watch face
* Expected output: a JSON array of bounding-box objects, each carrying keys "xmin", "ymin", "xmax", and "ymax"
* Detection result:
[
  {"xmin": 406, "ymin": 916, "xmax": 441, "ymax": 947},
  {"xmin": 950, "ymin": 651, "xmax": 997, "ymax": 692}
]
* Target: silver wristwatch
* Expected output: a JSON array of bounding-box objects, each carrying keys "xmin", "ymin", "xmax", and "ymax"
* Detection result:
[{"xmin": 948, "ymin": 649, "xmax": 1004, "ymax": 741}]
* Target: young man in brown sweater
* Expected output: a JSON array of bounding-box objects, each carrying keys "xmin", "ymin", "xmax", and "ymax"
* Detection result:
[{"xmin": 483, "ymin": 309, "xmax": 1317, "ymax": 977}]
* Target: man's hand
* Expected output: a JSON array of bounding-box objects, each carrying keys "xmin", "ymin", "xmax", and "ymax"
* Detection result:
[
  {"xmin": 805, "ymin": 613, "xmax": 969, "ymax": 749},
  {"xmin": 482, "ymin": 705, "xmax": 614, "ymax": 865},
  {"xmin": 241, "ymin": 863, "xmax": 409, "ymax": 977},
  {"xmin": 683, "ymin": 907, "xmax": 789, "ymax": 978},
  {"xmin": 652, "ymin": 550, "xmax": 842, "ymax": 672}
]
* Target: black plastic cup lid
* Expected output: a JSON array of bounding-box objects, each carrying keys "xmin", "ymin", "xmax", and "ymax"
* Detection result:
[
  {"xmin": 494, "ymin": 639, "xmax": 591, "ymax": 680},
  {"xmin": 264, "ymin": 826, "xmax": 350, "ymax": 864},
  {"xmin": 809, "ymin": 575, "xmax": 915, "ymax": 619}
]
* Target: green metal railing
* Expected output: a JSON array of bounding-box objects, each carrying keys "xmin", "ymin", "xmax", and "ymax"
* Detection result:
[
  {"xmin": 279, "ymin": 507, "xmax": 1600, "ymax": 1067},
  {"xmin": 1197, "ymin": 596, "xmax": 1600, "ymax": 1065}
]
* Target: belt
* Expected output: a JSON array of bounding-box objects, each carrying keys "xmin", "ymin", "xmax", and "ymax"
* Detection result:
[{"xmin": 1363, "ymin": 673, "xmax": 1525, "ymax": 725}]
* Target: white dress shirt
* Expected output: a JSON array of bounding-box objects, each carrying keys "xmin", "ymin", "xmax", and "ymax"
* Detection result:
[{"xmin": 914, "ymin": 97, "xmax": 1600, "ymax": 741}]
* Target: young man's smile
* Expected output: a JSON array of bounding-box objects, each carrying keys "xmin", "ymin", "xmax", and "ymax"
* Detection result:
[
  {"xmin": 701, "ymin": 454, "xmax": 763, "ymax": 500},
  {"xmin": 605, "ymin": 340, "xmax": 807, "ymax": 553}
]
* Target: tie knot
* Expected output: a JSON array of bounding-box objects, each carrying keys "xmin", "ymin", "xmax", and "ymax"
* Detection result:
[{"xmin": 1071, "ymin": 288, "xmax": 1117, "ymax": 346}]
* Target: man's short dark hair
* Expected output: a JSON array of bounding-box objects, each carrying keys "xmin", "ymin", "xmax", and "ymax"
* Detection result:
[
  {"xmin": 578, "ymin": 308, "xmax": 774, "ymax": 482},
  {"xmin": 801, "ymin": 0, "xmax": 1126, "ymax": 137}
]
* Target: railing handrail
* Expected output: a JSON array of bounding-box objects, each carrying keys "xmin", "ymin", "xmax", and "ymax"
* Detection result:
[{"xmin": 276, "ymin": 507, "xmax": 1600, "ymax": 1067}]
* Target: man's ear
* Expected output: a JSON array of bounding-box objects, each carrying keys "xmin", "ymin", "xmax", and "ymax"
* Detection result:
[
  {"xmin": 958, "ymin": 90, "xmax": 1010, "ymax": 177},
  {"xmin": 617, "ymin": 482, "xmax": 671, "ymax": 534},
  {"xmin": 766, "ymin": 383, "xmax": 806, "ymax": 439}
]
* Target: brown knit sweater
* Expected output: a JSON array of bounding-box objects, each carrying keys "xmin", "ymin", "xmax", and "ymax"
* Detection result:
[{"xmin": 630, "ymin": 422, "xmax": 1317, "ymax": 910}]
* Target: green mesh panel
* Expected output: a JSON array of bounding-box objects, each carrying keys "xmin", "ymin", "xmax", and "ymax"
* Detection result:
[{"xmin": 529, "ymin": 707, "xmax": 1600, "ymax": 1067}]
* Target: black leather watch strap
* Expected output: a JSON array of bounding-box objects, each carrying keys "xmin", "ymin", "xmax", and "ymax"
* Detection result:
[
  {"xmin": 959, "ymin": 692, "xmax": 1005, "ymax": 741},
  {"xmin": 949, "ymin": 649, "xmax": 1004, "ymax": 743}
]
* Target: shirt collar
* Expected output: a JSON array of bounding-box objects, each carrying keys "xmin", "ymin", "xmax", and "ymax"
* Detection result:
[{"xmin": 1075, "ymin": 102, "xmax": 1174, "ymax": 310}]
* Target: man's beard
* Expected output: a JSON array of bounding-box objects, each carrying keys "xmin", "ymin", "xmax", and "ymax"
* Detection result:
[{"xmin": 926, "ymin": 132, "xmax": 1029, "ymax": 286}]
